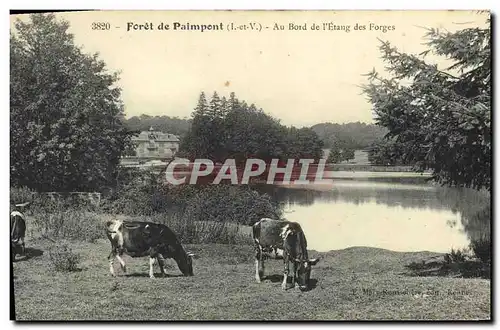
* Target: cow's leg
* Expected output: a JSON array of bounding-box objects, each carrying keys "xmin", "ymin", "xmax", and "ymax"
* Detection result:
[
  {"xmin": 149, "ymin": 248, "xmax": 159, "ymax": 278},
  {"xmin": 254, "ymin": 244, "xmax": 260, "ymax": 282},
  {"xmin": 108, "ymin": 250, "xmax": 117, "ymax": 276},
  {"xmin": 20, "ymin": 238, "xmax": 25, "ymax": 257},
  {"xmin": 254, "ymin": 244, "xmax": 263, "ymax": 283},
  {"xmin": 157, "ymin": 254, "xmax": 168, "ymax": 277},
  {"xmin": 116, "ymin": 252, "xmax": 127, "ymax": 273},
  {"xmin": 291, "ymin": 261, "xmax": 297, "ymax": 289},
  {"xmin": 282, "ymin": 255, "xmax": 290, "ymax": 290},
  {"xmin": 260, "ymin": 247, "xmax": 266, "ymax": 280},
  {"xmin": 149, "ymin": 257, "xmax": 156, "ymax": 278}
]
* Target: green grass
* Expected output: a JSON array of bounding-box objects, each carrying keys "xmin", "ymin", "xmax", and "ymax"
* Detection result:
[{"xmin": 13, "ymin": 238, "xmax": 491, "ymax": 321}]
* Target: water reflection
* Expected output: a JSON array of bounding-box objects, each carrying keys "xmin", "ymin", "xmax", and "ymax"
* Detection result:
[{"xmin": 253, "ymin": 179, "xmax": 491, "ymax": 253}]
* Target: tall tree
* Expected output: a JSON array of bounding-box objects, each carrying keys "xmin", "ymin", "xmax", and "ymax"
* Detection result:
[
  {"xmin": 10, "ymin": 13, "xmax": 133, "ymax": 192},
  {"xmin": 362, "ymin": 16, "xmax": 491, "ymax": 191},
  {"xmin": 180, "ymin": 92, "xmax": 210, "ymax": 160},
  {"xmin": 286, "ymin": 127, "xmax": 324, "ymax": 160},
  {"xmin": 208, "ymin": 92, "xmax": 225, "ymax": 161},
  {"xmin": 326, "ymin": 138, "xmax": 354, "ymax": 164}
]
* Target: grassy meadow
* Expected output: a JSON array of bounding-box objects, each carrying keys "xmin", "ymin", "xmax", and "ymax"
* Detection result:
[{"xmin": 13, "ymin": 236, "xmax": 491, "ymax": 321}]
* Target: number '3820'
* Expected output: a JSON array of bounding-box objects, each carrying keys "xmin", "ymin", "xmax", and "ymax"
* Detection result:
[{"xmin": 92, "ymin": 22, "xmax": 111, "ymax": 30}]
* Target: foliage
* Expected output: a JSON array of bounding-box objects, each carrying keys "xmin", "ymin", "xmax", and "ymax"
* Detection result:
[
  {"xmin": 461, "ymin": 202, "xmax": 491, "ymax": 265},
  {"xmin": 286, "ymin": 126, "xmax": 325, "ymax": 160},
  {"xmin": 181, "ymin": 91, "xmax": 324, "ymax": 163},
  {"xmin": 184, "ymin": 185, "xmax": 283, "ymax": 226},
  {"xmin": 448, "ymin": 248, "xmax": 467, "ymax": 263},
  {"xmin": 10, "ymin": 187, "xmax": 103, "ymax": 242},
  {"xmin": 10, "ymin": 13, "xmax": 134, "ymax": 192},
  {"xmin": 123, "ymin": 114, "xmax": 191, "ymax": 139},
  {"xmin": 367, "ymin": 137, "xmax": 412, "ymax": 166},
  {"xmin": 101, "ymin": 169, "xmax": 167, "ymax": 216},
  {"xmin": 342, "ymin": 148, "xmax": 356, "ymax": 163},
  {"xmin": 311, "ymin": 122, "xmax": 388, "ymax": 149},
  {"xmin": 104, "ymin": 169, "xmax": 283, "ymax": 225},
  {"xmin": 48, "ymin": 243, "xmax": 82, "ymax": 272},
  {"xmin": 10, "ymin": 186, "xmax": 36, "ymax": 207},
  {"xmin": 326, "ymin": 147, "xmax": 342, "ymax": 164},
  {"xmin": 34, "ymin": 205, "xmax": 103, "ymax": 242},
  {"xmin": 469, "ymin": 237, "xmax": 491, "ymax": 264},
  {"xmin": 148, "ymin": 213, "xmax": 252, "ymax": 245},
  {"xmin": 362, "ymin": 17, "xmax": 491, "ymax": 191},
  {"xmin": 326, "ymin": 138, "xmax": 356, "ymax": 164},
  {"xmin": 124, "ymin": 116, "xmax": 387, "ymax": 159}
]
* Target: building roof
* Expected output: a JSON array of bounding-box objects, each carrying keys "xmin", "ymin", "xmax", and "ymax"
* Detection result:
[{"xmin": 132, "ymin": 127, "xmax": 180, "ymax": 142}]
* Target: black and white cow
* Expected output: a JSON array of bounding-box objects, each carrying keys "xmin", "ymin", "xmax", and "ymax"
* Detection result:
[
  {"xmin": 11, "ymin": 203, "xmax": 29, "ymax": 260},
  {"xmin": 105, "ymin": 219, "xmax": 194, "ymax": 278},
  {"xmin": 252, "ymin": 218, "xmax": 320, "ymax": 291}
]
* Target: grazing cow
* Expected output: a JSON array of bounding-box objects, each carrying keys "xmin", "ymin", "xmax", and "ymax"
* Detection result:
[
  {"xmin": 11, "ymin": 209, "xmax": 27, "ymax": 260},
  {"xmin": 105, "ymin": 220, "xmax": 194, "ymax": 278},
  {"xmin": 252, "ymin": 218, "xmax": 320, "ymax": 291}
]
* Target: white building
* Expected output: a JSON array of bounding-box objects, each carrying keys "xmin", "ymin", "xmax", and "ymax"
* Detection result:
[{"xmin": 130, "ymin": 127, "xmax": 180, "ymax": 160}]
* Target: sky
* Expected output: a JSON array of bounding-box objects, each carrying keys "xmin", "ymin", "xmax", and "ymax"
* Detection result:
[{"xmin": 10, "ymin": 10, "xmax": 489, "ymax": 127}]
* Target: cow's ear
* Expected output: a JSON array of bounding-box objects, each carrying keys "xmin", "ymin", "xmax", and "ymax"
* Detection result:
[{"xmin": 309, "ymin": 257, "xmax": 320, "ymax": 266}]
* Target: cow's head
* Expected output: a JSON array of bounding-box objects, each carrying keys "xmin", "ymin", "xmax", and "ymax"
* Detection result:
[
  {"xmin": 177, "ymin": 250, "xmax": 195, "ymax": 276},
  {"xmin": 105, "ymin": 220, "xmax": 123, "ymax": 241},
  {"xmin": 295, "ymin": 257, "xmax": 320, "ymax": 291}
]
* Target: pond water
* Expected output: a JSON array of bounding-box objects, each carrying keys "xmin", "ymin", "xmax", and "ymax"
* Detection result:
[{"xmin": 253, "ymin": 174, "xmax": 491, "ymax": 253}]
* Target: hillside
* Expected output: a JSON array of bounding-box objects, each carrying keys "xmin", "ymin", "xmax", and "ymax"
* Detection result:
[
  {"xmin": 311, "ymin": 122, "xmax": 388, "ymax": 149},
  {"xmin": 123, "ymin": 114, "xmax": 192, "ymax": 138}
]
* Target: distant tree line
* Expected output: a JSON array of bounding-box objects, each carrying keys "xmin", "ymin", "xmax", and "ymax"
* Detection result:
[
  {"xmin": 311, "ymin": 122, "xmax": 388, "ymax": 164},
  {"xmin": 179, "ymin": 92, "xmax": 324, "ymax": 164},
  {"xmin": 311, "ymin": 122, "xmax": 388, "ymax": 150},
  {"xmin": 123, "ymin": 113, "xmax": 389, "ymax": 164},
  {"xmin": 123, "ymin": 114, "xmax": 192, "ymax": 139}
]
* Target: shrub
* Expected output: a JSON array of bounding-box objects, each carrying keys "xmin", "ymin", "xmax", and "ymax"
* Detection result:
[
  {"xmin": 448, "ymin": 248, "xmax": 467, "ymax": 263},
  {"xmin": 101, "ymin": 169, "xmax": 174, "ymax": 215},
  {"xmin": 102, "ymin": 168, "xmax": 283, "ymax": 225},
  {"xmin": 470, "ymin": 237, "xmax": 491, "ymax": 264},
  {"xmin": 33, "ymin": 208, "xmax": 103, "ymax": 243},
  {"xmin": 10, "ymin": 187, "xmax": 100, "ymax": 215},
  {"xmin": 10, "ymin": 186, "xmax": 36, "ymax": 206},
  {"xmin": 150, "ymin": 213, "xmax": 252, "ymax": 245},
  {"xmin": 48, "ymin": 243, "xmax": 81, "ymax": 272},
  {"xmin": 184, "ymin": 185, "xmax": 282, "ymax": 226}
]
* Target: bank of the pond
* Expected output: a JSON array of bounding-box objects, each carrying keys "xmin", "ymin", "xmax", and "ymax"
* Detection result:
[
  {"xmin": 13, "ymin": 239, "xmax": 490, "ymax": 320},
  {"xmin": 326, "ymin": 164, "xmax": 430, "ymax": 173}
]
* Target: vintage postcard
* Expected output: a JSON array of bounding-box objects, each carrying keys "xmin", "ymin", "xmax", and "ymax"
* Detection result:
[{"xmin": 10, "ymin": 10, "xmax": 491, "ymax": 321}]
